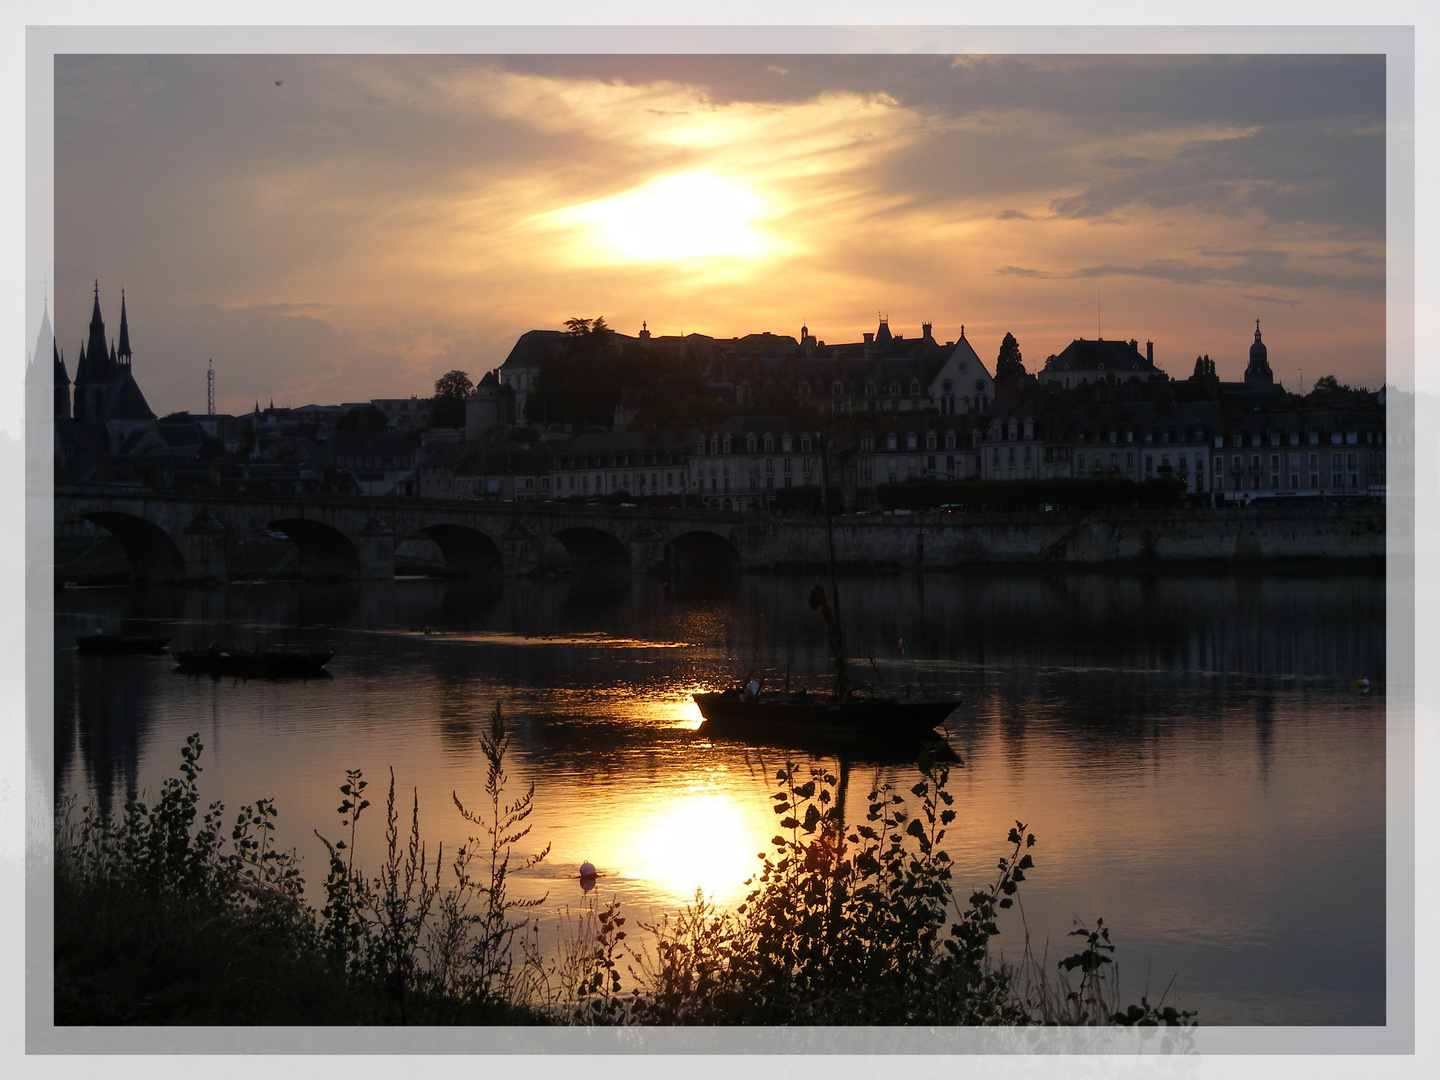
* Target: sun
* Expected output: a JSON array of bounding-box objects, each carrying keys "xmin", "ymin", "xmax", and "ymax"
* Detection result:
[{"xmin": 567, "ymin": 172, "xmax": 769, "ymax": 263}]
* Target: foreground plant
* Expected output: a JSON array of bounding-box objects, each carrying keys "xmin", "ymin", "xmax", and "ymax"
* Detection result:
[{"xmin": 56, "ymin": 730, "xmax": 1194, "ymax": 1029}]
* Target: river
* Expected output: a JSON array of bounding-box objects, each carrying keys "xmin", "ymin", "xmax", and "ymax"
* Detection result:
[{"xmin": 53, "ymin": 567, "xmax": 1385, "ymax": 1025}]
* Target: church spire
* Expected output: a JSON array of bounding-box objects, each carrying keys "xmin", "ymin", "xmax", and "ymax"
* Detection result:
[
  {"xmin": 85, "ymin": 281, "xmax": 109, "ymax": 377},
  {"xmin": 117, "ymin": 289, "xmax": 131, "ymax": 361}
]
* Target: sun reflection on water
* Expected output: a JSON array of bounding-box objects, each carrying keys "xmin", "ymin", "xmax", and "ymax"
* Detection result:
[{"xmin": 615, "ymin": 787, "xmax": 769, "ymax": 907}]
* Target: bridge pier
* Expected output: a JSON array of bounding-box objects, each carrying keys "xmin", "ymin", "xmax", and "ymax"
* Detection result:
[
  {"xmin": 356, "ymin": 515, "xmax": 397, "ymax": 580},
  {"xmin": 500, "ymin": 520, "xmax": 541, "ymax": 576},
  {"xmin": 179, "ymin": 509, "xmax": 229, "ymax": 585}
]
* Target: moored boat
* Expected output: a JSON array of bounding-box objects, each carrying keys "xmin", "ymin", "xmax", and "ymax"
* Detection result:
[
  {"xmin": 171, "ymin": 646, "xmax": 333, "ymax": 678},
  {"xmin": 75, "ymin": 633, "xmax": 171, "ymax": 655},
  {"xmin": 694, "ymin": 686, "xmax": 957, "ymax": 743},
  {"xmin": 693, "ymin": 437, "xmax": 957, "ymax": 748}
]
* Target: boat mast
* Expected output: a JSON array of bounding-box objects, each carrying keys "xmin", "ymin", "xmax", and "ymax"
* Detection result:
[{"xmin": 818, "ymin": 436, "xmax": 850, "ymax": 700}]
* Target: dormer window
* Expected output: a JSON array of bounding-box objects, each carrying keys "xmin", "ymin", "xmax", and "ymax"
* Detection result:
[
  {"xmin": 971, "ymin": 431, "xmax": 981, "ymax": 448},
  {"xmin": 1024, "ymin": 421, "xmax": 1034, "ymax": 440},
  {"xmin": 832, "ymin": 380, "xmax": 843, "ymax": 396},
  {"xmin": 1008, "ymin": 422, "xmax": 1018, "ymax": 440},
  {"xmin": 865, "ymin": 381, "xmax": 876, "ymax": 395},
  {"xmin": 799, "ymin": 380, "xmax": 811, "ymax": 396},
  {"xmin": 764, "ymin": 434, "xmax": 774, "ymax": 453},
  {"xmin": 910, "ymin": 379, "xmax": 921, "ymax": 396},
  {"xmin": 697, "ymin": 438, "xmax": 706, "ymax": 455},
  {"xmin": 887, "ymin": 433, "xmax": 898, "ymax": 451},
  {"xmin": 890, "ymin": 380, "xmax": 901, "ymax": 396},
  {"xmin": 801, "ymin": 436, "xmax": 812, "ymax": 453},
  {"xmin": 722, "ymin": 435, "xmax": 732, "ymax": 453},
  {"xmin": 781, "ymin": 433, "xmax": 793, "ymax": 453},
  {"xmin": 747, "ymin": 433, "xmax": 757, "ymax": 453},
  {"xmin": 907, "ymin": 432, "xmax": 918, "ymax": 450},
  {"xmin": 944, "ymin": 431, "xmax": 956, "ymax": 450},
  {"xmin": 710, "ymin": 435, "xmax": 719, "ymax": 454},
  {"xmin": 925, "ymin": 432, "xmax": 937, "ymax": 450}
]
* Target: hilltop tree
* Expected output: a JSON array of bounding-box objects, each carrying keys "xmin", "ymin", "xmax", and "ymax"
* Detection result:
[
  {"xmin": 995, "ymin": 333, "xmax": 1026, "ymax": 382},
  {"xmin": 527, "ymin": 316, "xmax": 625, "ymax": 426},
  {"xmin": 428, "ymin": 370, "xmax": 474, "ymax": 429}
]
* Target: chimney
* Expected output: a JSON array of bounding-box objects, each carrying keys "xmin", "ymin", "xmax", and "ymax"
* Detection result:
[
  {"xmin": 863, "ymin": 332, "xmax": 874, "ymax": 345},
  {"xmin": 1146, "ymin": 341, "xmax": 1154, "ymax": 365},
  {"xmin": 922, "ymin": 322, "xmax": 933, "ymax": 342}
]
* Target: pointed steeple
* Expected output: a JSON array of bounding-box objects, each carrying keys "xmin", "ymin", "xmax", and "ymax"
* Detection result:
[
  {"xmin": 117, "ymin": 289, "xmax": 131, "ymax": 361},
  {"xmin": 85, "ymin": 281, "xmax": 109, "ymax": 378},
  {"xmin": 54, "ymin": 339, "xmax": 71, "ymax": 419}
]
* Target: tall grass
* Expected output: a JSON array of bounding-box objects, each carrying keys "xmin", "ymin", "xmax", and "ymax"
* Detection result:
[{"xmin": 54, "ymin": 717, "xmax": 1194, "ymax": 1028}]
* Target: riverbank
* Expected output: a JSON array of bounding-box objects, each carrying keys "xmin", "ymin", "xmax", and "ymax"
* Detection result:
[{"xmin": 54, "ymin": 729, "xmax": 1192, "ymax": 1028}]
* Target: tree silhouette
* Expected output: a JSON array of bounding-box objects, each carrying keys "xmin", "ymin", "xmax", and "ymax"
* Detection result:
[
  {"xmin": 995, "ymin": 333, "xmax": 1026, "ymax": 382},
  {"xmin": 428, "ymin": 370, "xmax": 473, "ymax": 429}
]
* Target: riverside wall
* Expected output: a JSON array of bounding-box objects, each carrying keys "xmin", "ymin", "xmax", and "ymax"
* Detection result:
[{"xmin": 757, "ymin": 503, "xmax": 1386, "ymax": 569}]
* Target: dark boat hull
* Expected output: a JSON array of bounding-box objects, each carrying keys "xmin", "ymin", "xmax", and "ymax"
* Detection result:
[
  {"xmin": 694, "ymin": 691, "xmax": 956, "ymax": 743},
  {"xmin": 172, "ymin": 649, "xmax": 333, "ymax": 678},
  {"xmin": 76, "ymin": 635, "xmax": 171, "ymax": 655}
]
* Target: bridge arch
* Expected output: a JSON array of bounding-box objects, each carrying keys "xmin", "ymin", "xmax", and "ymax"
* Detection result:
[
  {"xmin": 668, "ymin": 529, "xmax": 741, "ymax": 576},
  {"xmin": 551, "ymin": 526, "xmax": 631, "ymax": 573},
  {"xmin": 406, "ymin": 523, "xmax": 504, "ymax": 577},
  {"xmin": 265, "ymin": 518, "xmax": 361, "ymax": 580},
  {"xmin": 66, "ymin": 511, "xmax": 188, "ymax": 584}
]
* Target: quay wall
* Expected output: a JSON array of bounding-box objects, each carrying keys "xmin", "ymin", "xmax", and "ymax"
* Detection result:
[{"xmin": 754, "ymin": 504, "xmax": 1386, "ymax": 569}]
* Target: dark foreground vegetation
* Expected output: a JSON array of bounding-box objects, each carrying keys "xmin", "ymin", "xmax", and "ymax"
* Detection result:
[{"xmin": 55, "ymin": 707, "xmax": 1195, "ymax": 1028}]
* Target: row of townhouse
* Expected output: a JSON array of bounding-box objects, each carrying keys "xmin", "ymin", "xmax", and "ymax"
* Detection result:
[
  {"xmin": 411, "ymin": 399, "xmax": 1387, "ymax": 508},
  {"xmin": 847, "ymin": 400, "xmax": 1386, "ymax": 500},
  {"xmin": 549, "ymin": 428, "xmax": 694, "ymax": 500},
  {"xmin": 687, "ymin": 416, "xmax": 828, "ymax": 510}
]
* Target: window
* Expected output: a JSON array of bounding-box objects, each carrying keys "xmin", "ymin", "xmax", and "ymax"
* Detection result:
[
  {"xmin": 907, "ymin": 432, "xmax": 918, "ymax": 450},
  {"xmin": 710, "ymin": 435, "xmax": 719, "ymax": 454},
  {"xmin": 832, "ymin": 380, "xmax": 843, "ymax": 396},
  {"xmin": 1213, "ymin": 457, "xmax": 1224, "ymax": 491},
  {"xmin": 945, "ymin": 431, "xmax": 956, "ymax": 450},
  {"xmin": 1126, "ymin": 451, "xmax": 1135, "ymax": 469},
  {"xmin": 782, "ymin": 433, "xmax": 793, "ymax": 453},
  {"xmin": 764, "ymin": 434, "xmax": 775, "ymax": 453},
  {"xmin": 887, "ymin": 433, "xmax": 898, "ymax": 451},
  {"xmin": 926, "ymin": 432, "xmax": 937, "ymax": 450},
  {"xmin": 801, "ymin": 436, "xmax": 812, "ymax": 453},
  {"xmin": 722, "ymin": 435, "xmax": 731, "ymax": 453},
  {"xmin": 1077, "ymin": 452, "xmax": 1086, "ymax": 472},
  {"xmin": 747, "ymin": 434, "xmax": 757, "ymax": 453}
]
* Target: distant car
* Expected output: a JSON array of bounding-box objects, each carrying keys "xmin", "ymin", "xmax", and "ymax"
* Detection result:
[{"xmin": 619, "ymin": 502, "xmax": 637, "ymax": 508}]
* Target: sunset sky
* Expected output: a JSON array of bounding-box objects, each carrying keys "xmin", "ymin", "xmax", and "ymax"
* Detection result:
[{"xmin": 51, "ymin": 52, "xmax": 1386, "ymax": 417}]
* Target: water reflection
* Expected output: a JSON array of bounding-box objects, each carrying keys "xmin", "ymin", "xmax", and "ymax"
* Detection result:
[{"xmin": 53, "ymin": 567, "xmax": 1385, "ymax": 1025}]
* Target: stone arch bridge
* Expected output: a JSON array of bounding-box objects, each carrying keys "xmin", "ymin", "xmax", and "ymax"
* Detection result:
[
  {"xmin": 52, "ymin": 486, "xmax": 1384, "ymax": 584},
  {"xmin": 53, "ymin": 487, "xmax": 793, "ymax": 584}
]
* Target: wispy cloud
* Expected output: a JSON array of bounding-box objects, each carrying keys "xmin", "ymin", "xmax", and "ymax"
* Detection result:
[{"xmin": 53, "ymin": 52, "xmax": 1388, "ymax": 413}]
